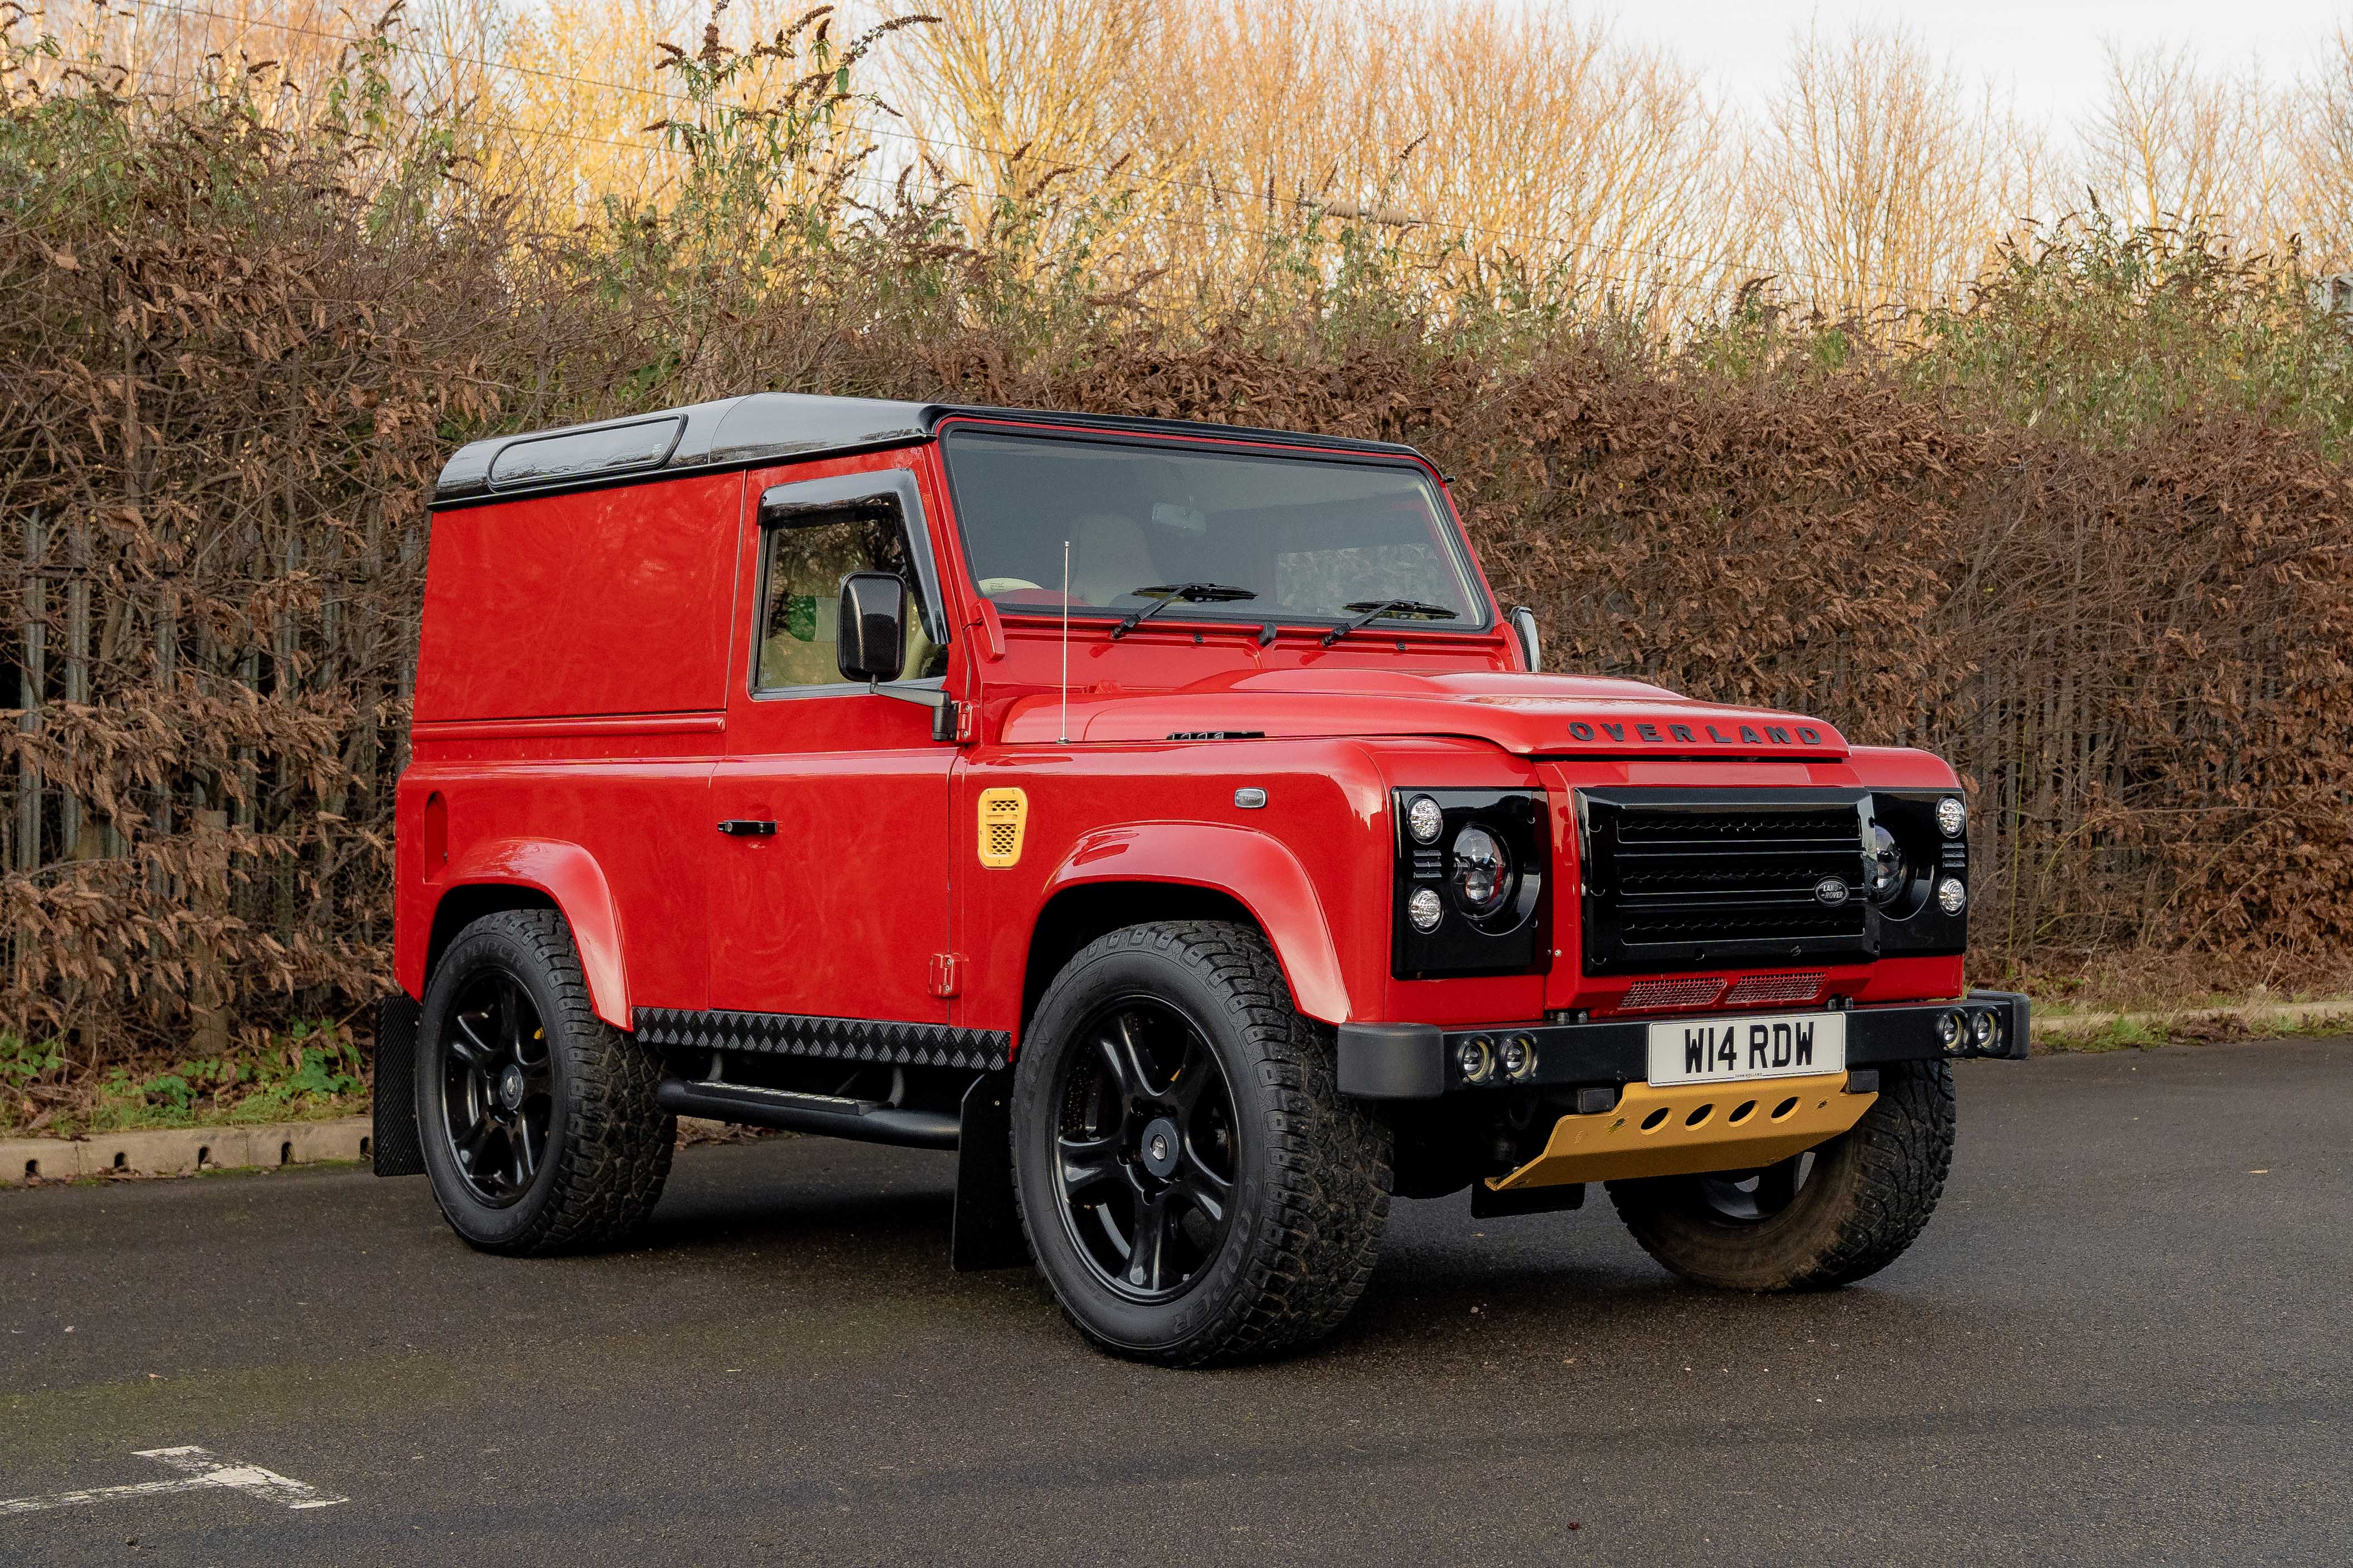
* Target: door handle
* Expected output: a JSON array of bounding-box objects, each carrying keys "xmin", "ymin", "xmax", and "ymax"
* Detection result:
[{"xmin": 716, "ymin": 819, "xmax": 777, "ymax": 836}]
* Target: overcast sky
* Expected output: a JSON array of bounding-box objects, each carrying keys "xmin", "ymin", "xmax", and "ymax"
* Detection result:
[{"xmin": 1601, "ymin": 1, "xmax": 2345, "ymax": 126}]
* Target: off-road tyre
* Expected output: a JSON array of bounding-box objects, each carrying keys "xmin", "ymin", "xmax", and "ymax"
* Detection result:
[
  {"xmin": 417, "ymin": 908, "xmax": 674, "ymax": 1255},
  {"xmin": 1011, "ymin": 921, "xmax": 1393, "ymax": 1366},
  {"xmin": 1607, "ymin": 1057, "xmax": 1955, "ymax": 1291}
]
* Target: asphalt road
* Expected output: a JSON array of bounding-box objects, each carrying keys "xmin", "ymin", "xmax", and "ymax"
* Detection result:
[{"xmin": 5, "ymin": 1038, "xmax": 2349, "ymax": 1567}]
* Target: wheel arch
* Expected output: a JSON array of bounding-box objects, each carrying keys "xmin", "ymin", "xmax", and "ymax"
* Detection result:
[
  {"xmin": 1023, "ymin": 823, "xmax": 1356, "ymax": 1040},
  {"xmin": 415, "ymin": 839, "xmax": 632, "ymax": 1030}
]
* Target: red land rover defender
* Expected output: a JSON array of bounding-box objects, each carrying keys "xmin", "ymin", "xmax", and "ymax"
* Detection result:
[{"xmin": 375, "ymin": 394, "xmax": 2025, "ymax": 1365}]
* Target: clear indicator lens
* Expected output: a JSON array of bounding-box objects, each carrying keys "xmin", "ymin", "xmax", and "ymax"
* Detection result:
[
  {"xmin": 1936, "ymin": 796, "xmax": 1966, "ymax": 837},
  {"xmin": 1936, "ymin": 876, "xmax": 1966, "ymax": 915},
  {"xmin": 1408, "ymin": 886, "xmax": 1444, "ymax": 932},
  {"xmin": 1406, "ymin": 795, "xmax": 1445, "ymax": 845},
  {"xmin": 1451, "ymin": 825, "xmax": 1511, "ymax": 918}
]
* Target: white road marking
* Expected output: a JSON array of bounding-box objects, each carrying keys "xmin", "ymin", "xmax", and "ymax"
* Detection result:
[{"xmin": 0, "ymin": 1447, "xmax": 346, "ymax": 1517}]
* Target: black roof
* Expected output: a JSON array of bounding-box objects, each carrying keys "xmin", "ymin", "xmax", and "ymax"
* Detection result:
[{"xmin": 430, "ymin": 394, "xmax": 1426, "ymax": 508}]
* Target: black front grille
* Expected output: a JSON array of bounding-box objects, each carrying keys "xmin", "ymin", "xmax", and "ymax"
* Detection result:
[{"xmin": 1581, "ymin": 790, "xmax": 1873, "ymax": 972}]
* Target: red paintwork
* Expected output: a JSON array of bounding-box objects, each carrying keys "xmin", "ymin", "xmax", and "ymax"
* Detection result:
[
  {"xmin": 433, "ymin": 837, "xmax": 633, "ymax": 1027},
  {"xmin": 414, "ymin": 473, "xmax": 742, "ymax": 720},
  {"xmin": 397, "ymin": 418, "xmax": 1968, "ymax": 1045}
]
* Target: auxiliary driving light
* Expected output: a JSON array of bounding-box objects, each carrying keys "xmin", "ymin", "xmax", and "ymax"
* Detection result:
[
  {"xmin": 1499, "ymin": 1033, "xmax": 1537, "ymax": 1081},
  {"xmin": 1407, "ymin": 794, "xmax": 1445, "ymax": 845},
  {"xmin": 1408, "ymin": 886, "xmax": 1444, "ymax": 933},
  {"xmin": 1936, "ymin": 1011, "xmax": 1965, "ymax": 1051},
  {"xmin": 1457, "ymin": 1036, "xmax": 1494, "ymax": 1084},
  {"xmin": 1937, "ymin": 796, "xmax": 1966, "ymax": 837},
  {"xmin": 1936, "ymin": 876, "xmax": 1966, "ymax": 915},
  {"xmin": 1969, "ymin": 1011, "xmax": 1997, "ymax": 1051}
]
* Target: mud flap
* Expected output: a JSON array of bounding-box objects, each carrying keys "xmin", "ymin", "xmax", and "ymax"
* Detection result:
[
  {"xmin": 951, "ymin": 1069, "xmax": 1029, "ymax": 1271},
  {"xmin": 373, "ymin": 993, "xmax": 427, "ymax": 1177}
]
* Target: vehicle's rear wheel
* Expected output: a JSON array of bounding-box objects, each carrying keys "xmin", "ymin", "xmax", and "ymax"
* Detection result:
[
  {"xmin": 1606, "ymin": 1058, "xmax": 1955, "ymax": 1291},
  {"xmin": 1011, "ymin": 921, "xmax": 1392, "ymax": 1366},
  {"xmin": 417, "ymin": 908, "xmax": 674, "ymax": 1255}
]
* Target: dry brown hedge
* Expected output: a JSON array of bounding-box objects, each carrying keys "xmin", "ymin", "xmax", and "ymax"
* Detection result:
[{"xmin": 6, "ymin": 81, "xmax": 2352, "ymax": 1114}]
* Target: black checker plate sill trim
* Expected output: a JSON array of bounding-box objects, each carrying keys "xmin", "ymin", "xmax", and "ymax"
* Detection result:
[{"xmin": 634, "ymin": 1007, "xmax": 1010, "ymax": 1072}]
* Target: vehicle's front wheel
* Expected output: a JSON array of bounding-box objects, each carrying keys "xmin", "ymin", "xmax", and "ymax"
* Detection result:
[
  {"xmin": 417, "ymin": 908, "xmax": 674, "ymax": 1255},
  {"xmin": 1607, "ymin": 1058, "xmax": 1955, "ymax": 1291},
  {"xmin": 1011, "ymin": 922, "xmax": 1392, "ymax": 1366}
]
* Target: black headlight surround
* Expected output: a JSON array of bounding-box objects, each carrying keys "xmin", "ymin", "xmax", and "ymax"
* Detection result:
[
  {"xmin": 1392, "ymin": 788, "xmax": 1549, "ymax": 979},
  {"xmin": 1867, "ymin": 789, "xmax": 1967, "ymax": 955}
]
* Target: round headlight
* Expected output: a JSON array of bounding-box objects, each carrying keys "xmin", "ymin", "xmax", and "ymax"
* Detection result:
[
  {"xmin": 1936, "ymin": 1011, "xmax": 1964, "ymax": 1050},
  {"xmin": 1936, "ymin": 876, "xmax": 1966, "ymax": 915},
  {"xmin": 1407, "ymin": 886, "xmax": 1444, "ymax": 933},
  {"xmin": 1969, "ymin": 1011, "xmax": 1996, "ymax": 1050},
  {"xmin": 1450, "ymin": 825, "xmax": 1512, "ymax": 918},
  {"xmin": 1456, "ymin": 1037, "xmax": 1493, "ymax": 1083},
  {"xmin": 1936, "ymin": 796, "xmax": 1966, "ymax": 838},
  {"xmin": 1406, "ymin": 794, "xmax": 1445, "ymax": 845},
  {"xmin": 1866, "ymin": 824, "xmax": 1906, "ymax": 904}
]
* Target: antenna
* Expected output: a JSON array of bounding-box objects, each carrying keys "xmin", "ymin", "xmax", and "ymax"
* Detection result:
[{"xmin": 1058, "ymin": 538, "xmax": 1072, "ymax": 744}]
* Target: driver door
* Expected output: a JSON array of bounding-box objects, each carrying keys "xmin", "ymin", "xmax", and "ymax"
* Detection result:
[{"xmin": 706, "ymin": 461, "xmax": 955, "ymax": 1025}]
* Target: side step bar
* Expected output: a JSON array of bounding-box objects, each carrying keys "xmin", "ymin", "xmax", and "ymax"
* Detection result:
[{"xmin": 654, "ymin": 1079, "xmax": 959, "ymax": 1150}]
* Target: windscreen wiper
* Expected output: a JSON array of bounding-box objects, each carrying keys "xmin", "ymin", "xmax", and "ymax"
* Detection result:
[
  {"xmin": 1320, "ymin": 599, "xmax": 1460, "ymax": 646},
  {"xmin": 1108, "ymin": 582, "xmax": 1259, "ymax": 639}
]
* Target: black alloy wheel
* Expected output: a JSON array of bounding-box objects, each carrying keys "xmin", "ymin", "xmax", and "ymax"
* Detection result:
[
  {"xmin": 416, "ymin": 908, "xmax": 673, "ymax": 1256},
  {"xmin": 439, "ymin": 969, "xmax": 555, "ymax": 1207},
  {"xmin": 1011, "ymin": 921, "xmax": 1393, "ymax": 1366},
  {"xmin": 1052, "ymin": 997, "xmax": 1239, "ymax": 1300},
  {"xmin": 1691, "ymin": 1152, "xmax": 1812, "ymax": 1223}
]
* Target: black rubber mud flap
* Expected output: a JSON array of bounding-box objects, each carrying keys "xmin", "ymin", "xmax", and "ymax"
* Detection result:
[
  {"xmin": 373, "ymin": 992, "xmax": 427, "ymax": 1177},
  {"xmin": 952, "ymin": 1070, "xmax": 1028, "ymax": 1271}
]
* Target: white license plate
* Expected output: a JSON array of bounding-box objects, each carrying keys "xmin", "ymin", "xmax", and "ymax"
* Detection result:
[{"xmin": 1647, "ymin": 1011, "xmax": 1847, "ymax": 1086}]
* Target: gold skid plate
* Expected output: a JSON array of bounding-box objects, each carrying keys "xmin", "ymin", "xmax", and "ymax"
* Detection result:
[{"xmin": 1488, "ymin": 1074, "xmax": 1873, "ymax": 1192}]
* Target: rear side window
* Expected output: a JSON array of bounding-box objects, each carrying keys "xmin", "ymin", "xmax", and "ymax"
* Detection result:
[{"xmin": 755, "ymin": 493, "xmax": 948, "ymax": 690}]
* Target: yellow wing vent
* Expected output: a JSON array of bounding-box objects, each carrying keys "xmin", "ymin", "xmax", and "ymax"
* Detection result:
[{"xmin": 977, "ymin": 788, "xmax": 1028, "ymax": 869}]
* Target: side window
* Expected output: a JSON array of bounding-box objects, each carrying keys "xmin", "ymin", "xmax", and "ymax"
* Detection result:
[{"xmin": 754, "ymin": 496, "xmax": 948, "ymax": 692}]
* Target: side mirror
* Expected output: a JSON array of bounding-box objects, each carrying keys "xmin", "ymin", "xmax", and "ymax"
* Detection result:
[
  {"xmin": 1509, "ymin": 606, "xmax": 1542, "ymax": 672},
  {"xmin": 836, "ymin": 572, "xmax": 907, "ymax": 683}
]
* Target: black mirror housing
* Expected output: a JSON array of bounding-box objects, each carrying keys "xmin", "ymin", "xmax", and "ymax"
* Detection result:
[{"xmin": 836, "ymin": 572, "xmax": 908, "ymax": 683}]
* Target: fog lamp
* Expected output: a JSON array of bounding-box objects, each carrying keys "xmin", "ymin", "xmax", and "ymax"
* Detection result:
[
  {"xmin": 1969, "ymin": 1011, "xmax": 1997, "ymax": 1051},
  {"xmin": 1936, "ymin": 796, "xmax": 1966, "ymax": 838},
  {"xmin": 1936, "ymin": 876, "xmax": 1966, "ymax": 915},
  {"xmin": 1457, "ymin": 1037, "xmax": 1494, "ymax": 1084},
  {"xmin": 1406, "ymin": 794, "xmax": 1445, "ymax": 845},
  {"xmin": 1936, "ymin": 1011, "xmax": 1964, "ymax": 1051},
  {"xmin": 1499, "ymin": 1034, "xmax": 1537, "ymax": 1081},
  {"xmin": 1407, "ymin": 886, "xmax": 1444, "ymax": 933}
]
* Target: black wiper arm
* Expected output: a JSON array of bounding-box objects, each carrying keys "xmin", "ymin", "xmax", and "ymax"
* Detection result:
[
  {"xmin": 1108, "ymin": 582, "xmax": 1259, "ymax": 639},
  {"xmin": 1320, "ymin": 599, "xmax": 1460, "ymax": 646}
]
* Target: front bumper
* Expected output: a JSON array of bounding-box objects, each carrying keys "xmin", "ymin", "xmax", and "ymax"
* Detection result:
[{"xmin": 1337, "ymin": 989, "xmax": 2029, "ymax": 1100}]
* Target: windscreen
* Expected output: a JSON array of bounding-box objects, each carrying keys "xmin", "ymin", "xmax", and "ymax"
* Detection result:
[{"xmin": 941, "ymin": 429, "xmax": 1487, "ymax": 630}]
